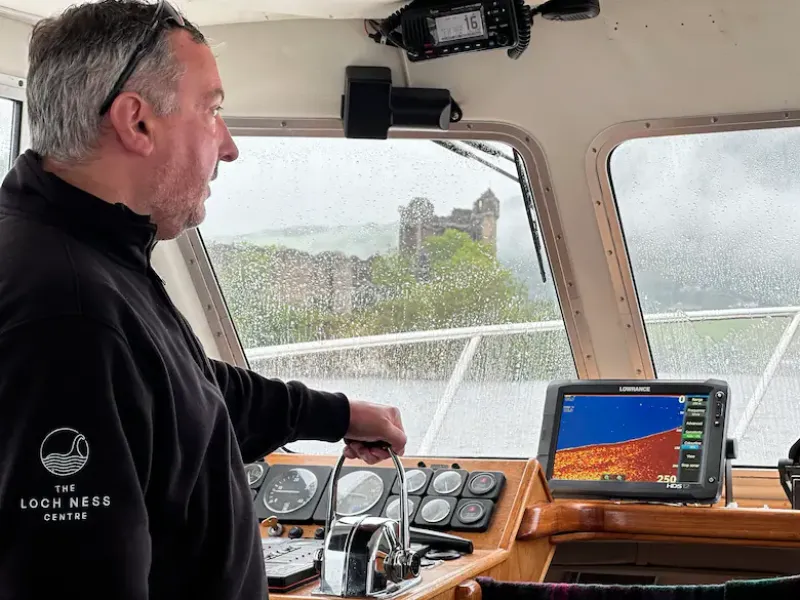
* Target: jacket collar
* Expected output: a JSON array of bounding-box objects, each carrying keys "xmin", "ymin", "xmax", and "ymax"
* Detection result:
[{"xmin": 0, "ymin": 150, "xmax": 158, "ymax": 271}]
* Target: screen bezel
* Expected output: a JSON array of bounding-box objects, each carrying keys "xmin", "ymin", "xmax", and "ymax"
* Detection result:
[{"xmin": 537, "ymin": 378, "xmax": 730, "ymax": 503}]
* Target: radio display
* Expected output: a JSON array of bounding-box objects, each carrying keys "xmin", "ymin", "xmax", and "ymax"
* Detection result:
[
  {"xmin": 552, "ymin": 394, "xmax": 707, "ymax": 484},
  {"xmin": 433, "ymin": 10, "xmax": 486, "ymax": 43}
]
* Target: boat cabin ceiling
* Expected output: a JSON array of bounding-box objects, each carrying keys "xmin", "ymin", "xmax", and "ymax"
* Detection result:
[{"xmin": 2, "ymin": 0, "xmax": 800, "ymax": 593}]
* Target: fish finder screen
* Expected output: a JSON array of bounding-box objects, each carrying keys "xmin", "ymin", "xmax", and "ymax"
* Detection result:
[{"xmin": 552, "ymin": 394, "xmax": 708, "ymax": 483}]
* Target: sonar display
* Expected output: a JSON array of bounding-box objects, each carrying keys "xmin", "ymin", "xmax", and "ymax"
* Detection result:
[{"xmin": 552, "ymin": 394, "xmax": 705, "ymax": 483}]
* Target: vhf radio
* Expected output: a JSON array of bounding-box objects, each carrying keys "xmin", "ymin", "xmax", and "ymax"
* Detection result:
[
  {"xmin": 365, "ymin": 0, "xmax": 600, "ymax": 62},
  {"xmin": 368, "ymin": 0, "xmax": 600, "ymax": 63},
  {"xmin": 400, "ymin": 0, "xmax": 525, "ymax": 62}
]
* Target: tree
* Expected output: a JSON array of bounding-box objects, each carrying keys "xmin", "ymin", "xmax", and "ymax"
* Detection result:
[
  {"xmin": 205, "ymin": 229, "xmax": 562, "ymax": 379},
  {"xmin": 364, "ymin": 229, "xmax": 554, "ymax": 335}
]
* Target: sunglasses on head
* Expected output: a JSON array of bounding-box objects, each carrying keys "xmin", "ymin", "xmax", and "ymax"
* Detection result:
[{"xmin": 98, "ymin": 0, "xmax": 185, "ymax": 116}]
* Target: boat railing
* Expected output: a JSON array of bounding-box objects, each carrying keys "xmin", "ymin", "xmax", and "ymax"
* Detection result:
[{"xmin": 244, "ymin": 305, "xmax": 800, "ymax": 454}]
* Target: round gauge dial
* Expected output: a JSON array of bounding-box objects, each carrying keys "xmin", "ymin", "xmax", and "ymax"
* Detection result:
[
  {"xmin": 337, "ymin": 471, "xmax": 385, "ymax": 516},
  {"xmin": 245, "ymin": 463, "xmax": 266, "ymax": 486},
  {"xmin": 468, "ymin": 473, "xmax": 496, "ymax": 495},
  {"xmin": 432, "ymin": 470, "xmax": 462, "ymax": 495},
  {"xmin": 385, "ymin": 497, "xmax": 416, "ymax": 521},
  {"xmin": 263, "ymin": 468, "xmax": 318, "ymax": 514},
  {"xmin": 420, "ymin": 498, "xmax": 451, "ymax": 524},
  {"xmin": 405, "ymin": 469, "xmax": 427, "ymax": 494},
  {"xmin": 458, "ymin": 501, "xmax": 485, "ymax": 524}
]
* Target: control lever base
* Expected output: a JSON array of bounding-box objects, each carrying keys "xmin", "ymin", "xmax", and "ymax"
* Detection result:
[{"xmin": 409, "ymin": 526, "xmax": 474, "ymax": 554}]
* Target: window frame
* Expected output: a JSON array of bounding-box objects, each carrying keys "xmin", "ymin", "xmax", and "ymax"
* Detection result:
[
  {"xmin": 590, "ymin": 110, "xmax": 800, "ymax": 379},
  {"xmin": 589, "ymin": 109, "xmax": 800, "ymax": 473},
  {"xmin": 0, "ymin": 73, "xmax": 25, "ymax": 172},
  {"xmin": 177, "ymin": 116, "xmax": 597, "ymax": 378}
]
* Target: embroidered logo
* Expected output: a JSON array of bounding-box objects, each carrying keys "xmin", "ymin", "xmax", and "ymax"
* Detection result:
[{"xmin": 39, "ymin": 428, "xmax": 89, "ymax": 477}]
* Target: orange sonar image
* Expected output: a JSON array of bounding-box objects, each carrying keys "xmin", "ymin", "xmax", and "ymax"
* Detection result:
[
  {"xmin": 552, "ymin": 427, "xmax": 683, "ymax": 481},
  {"xmin": 552, "ymin": 394, "xmax": 694, "ymax": 482}
]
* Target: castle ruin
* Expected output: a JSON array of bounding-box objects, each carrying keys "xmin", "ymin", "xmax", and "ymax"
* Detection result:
[
  {"xmin": 261, "ymin": 190, "xmax": 502, "ymax": 314},
  {"xmin": 398, "ymin": 189, "xmax": 501, "ymax": 256}
]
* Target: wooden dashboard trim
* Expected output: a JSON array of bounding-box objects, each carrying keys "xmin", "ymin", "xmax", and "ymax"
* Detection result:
[{"xmin": 517, "ymin": 501, "xmax": 800, "ymax": 546}]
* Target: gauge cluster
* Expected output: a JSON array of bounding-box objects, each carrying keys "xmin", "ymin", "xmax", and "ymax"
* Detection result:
[{"xmin": 244, "ymin": 461, "xmax": 506, "ymax": 532}]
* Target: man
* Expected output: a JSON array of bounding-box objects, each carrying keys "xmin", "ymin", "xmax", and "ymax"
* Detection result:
[{"xmin": 0, "ymin": 0, "xmax": 406, "ymax": 598}]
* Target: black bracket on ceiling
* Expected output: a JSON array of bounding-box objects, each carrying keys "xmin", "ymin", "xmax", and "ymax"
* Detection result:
[{"xmin": 340, "ymin": 65, "xmax": 462, "ymax": 139}]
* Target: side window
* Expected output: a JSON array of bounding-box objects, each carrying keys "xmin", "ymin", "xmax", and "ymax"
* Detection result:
[
  {"xmin": 200, "ymin": 136, "xmax": 576, "ymax": 457},
  {"xmin": 0, "ymin": 96, "xmax": 21, "ymax": 178},
  {"xmin": 608, "ymin": 127, "xmax": 800, "ymax": 467}
]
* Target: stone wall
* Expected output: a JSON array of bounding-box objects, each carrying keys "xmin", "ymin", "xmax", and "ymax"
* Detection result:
[
  {"xmin": 399, "ymin": 189, "xmax": 500, "ymax": 255},
  {"xmin": 265, "ymin": 190, "xmax": 501, "ymax": 313}
]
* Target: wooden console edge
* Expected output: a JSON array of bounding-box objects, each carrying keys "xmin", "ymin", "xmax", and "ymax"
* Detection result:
[{"xmin": 517, "ymin": 501, "xmax": 800, "ymax": 545}]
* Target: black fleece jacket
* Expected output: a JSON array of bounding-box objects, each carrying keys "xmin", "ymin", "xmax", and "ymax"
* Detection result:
[{"xmin": 0, "ymin": 150, "xmax": 350, "ymax": 599}]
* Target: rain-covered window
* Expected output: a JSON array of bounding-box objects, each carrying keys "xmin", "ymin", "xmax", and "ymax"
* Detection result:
[
  {"xmin": 609, "ymin": 128, "xmax": 800, "ymax": 467},
  {"xmin": 199, "ymin": 136, "xmax": 575, "ymax": 457},
  {"xmin": 0, "ymin": 97, "xmax": 20, "ymax": 178}
]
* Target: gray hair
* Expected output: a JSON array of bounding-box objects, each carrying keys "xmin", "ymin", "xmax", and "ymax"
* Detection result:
[{"xmin": 27, "ymin": 0, "xmax": 206, "ymax": 163}]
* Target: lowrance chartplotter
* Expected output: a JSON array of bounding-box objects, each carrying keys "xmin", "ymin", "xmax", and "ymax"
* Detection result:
[{"xmin": 537, "ymin": 379, "xmax": 730, "ymax": 503}]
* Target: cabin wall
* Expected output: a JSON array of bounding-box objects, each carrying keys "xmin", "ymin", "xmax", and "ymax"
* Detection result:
[
  {"xmin": 0, "ymin": 15, "xmax": 28, "ymax": 77},
  {"xmin": 200, "ymin": 0, "xmax": 800, "ymax": 377}
]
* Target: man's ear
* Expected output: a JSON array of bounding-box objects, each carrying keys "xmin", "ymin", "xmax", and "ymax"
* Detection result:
[{"xmin": 106, "ymin": 92, "xmax": 157, "ymax": 157}]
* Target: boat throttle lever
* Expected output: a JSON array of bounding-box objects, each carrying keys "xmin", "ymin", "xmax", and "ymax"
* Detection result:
[{"xmin": 312, "ymin": 442, "xmax": 422, "ymax": 598}]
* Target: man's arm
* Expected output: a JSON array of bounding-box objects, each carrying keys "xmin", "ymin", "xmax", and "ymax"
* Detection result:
[
  {"xmin": 210, "ymin": 358, "xmax": 350, "ymax": 462},
  {"xmin": 0, "ymin": 316, "xmax": 153, "ymax": 598},
  {"xmin": 210, "ymin": 360, "xmax": 408, "ymax": 464}
]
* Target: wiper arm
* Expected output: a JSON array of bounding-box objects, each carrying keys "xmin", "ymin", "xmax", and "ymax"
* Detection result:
[
  {"xmin": 431, "ymin": 140, "xmax": 518, "ymax": 182},
  {"xmin": 460, "ymin": 141, "xmax": 515, "ymax": 163},
  {"xmin": 513, "ymin": 148, "xmax": 547, "ymax": 284},
  {"xmin": 431, "ymin": 139, "xmax": 548, "ymax": 284}
]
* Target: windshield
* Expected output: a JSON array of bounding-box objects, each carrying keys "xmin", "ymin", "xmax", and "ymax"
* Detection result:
[{"xmin": 199, "ymin": 135, "xmax": 576, "ymax": 457}]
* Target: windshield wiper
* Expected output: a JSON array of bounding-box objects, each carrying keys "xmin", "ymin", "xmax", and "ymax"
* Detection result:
[
  {"xmin": 431, "ymin": 140, "xmax": 548, "ymax": 283},
  {"xmin": 431, "ymin": 140, "xmax": 518, "ymax": 182}
]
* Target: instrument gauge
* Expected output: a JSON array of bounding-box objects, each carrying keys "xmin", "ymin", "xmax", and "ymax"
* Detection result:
[
  {"xmin": 420, "ymin": 498, "xmax": 451, "ymax": 524},
  {"xmin": 263, "ymin": 468, "xmax": 318, "ymax": 514},
  {"xmin": 245, "ymin": 463, "xmax": 267, "ymax": 487},
  {"xmin": 468, "ymin": 473, "xmax": 496, "ymax": 495},
  {"xmin": 405, "ymin": 469, "xmax": 427, "ymax": 494},
  {"xmin": 458, "ymin": 501, "xmax": 485, "ymax": 524},
  {"xmin": 432, "ymin": 470, "xmax": 462, "ymax": 495},
  {"xmin": 337, "ymin": 471, "xmax": 385, "ymax": 516},
  {"xmin": 385, "ymin": 497, "xmax": 416, "ymax": 521}
]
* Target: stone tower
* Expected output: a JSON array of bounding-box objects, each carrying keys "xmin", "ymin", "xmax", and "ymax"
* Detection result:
[{"xmin": 398, "ymin": 190, "xmax": 501, "ymax": 256}]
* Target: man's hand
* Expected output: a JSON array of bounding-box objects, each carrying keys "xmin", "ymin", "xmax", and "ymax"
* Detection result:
[{"xmin": 343, "ymin": 400, "xmax": 406, "ymax": 464}]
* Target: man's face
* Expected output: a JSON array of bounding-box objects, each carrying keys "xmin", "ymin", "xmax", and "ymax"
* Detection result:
[{"xmin": 148, "ymin": 29, "xmax": 239, "ymax": 240}]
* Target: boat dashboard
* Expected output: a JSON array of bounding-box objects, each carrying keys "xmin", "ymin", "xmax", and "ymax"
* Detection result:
[{"xmin": 250, "ymin": 451, "xmax": 800, "ymax": 600}]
